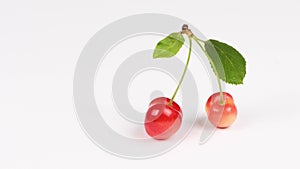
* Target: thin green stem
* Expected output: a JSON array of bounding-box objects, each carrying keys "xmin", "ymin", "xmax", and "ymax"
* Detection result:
[
  {"xmin": 168, "ymin": 37, "xmax": 192, "ymax": 106},
  {"xmin": 194, "ymin": 37, "xmax": 206, "ymax": 43},
  {"xmin": 192, "ymin": 36, "xmax": 225, "ymax": 104}
]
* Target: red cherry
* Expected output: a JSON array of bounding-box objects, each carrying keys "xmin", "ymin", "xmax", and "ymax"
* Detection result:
[
  {"xmin": 205, "ymin": 92, "xmax": 234, "ymax": 113},
  {"xmin": 205, "ymin": 92, "xmax": 237, "ymax": 128},
  {"xmin": 144, "ymin": 97, "xmax": 182, "ymax": 140}
]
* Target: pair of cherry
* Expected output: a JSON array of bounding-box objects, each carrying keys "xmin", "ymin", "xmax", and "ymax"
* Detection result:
[
  {"xmin": 144, "ymin": 92, "xmax": 237, "ymax": 140},
  {"xmin": 144, "ymin": 24, "xmax": 245, "ymax": 140}
]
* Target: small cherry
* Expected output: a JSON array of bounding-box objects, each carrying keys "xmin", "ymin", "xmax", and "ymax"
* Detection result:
[
  {"xmin": 205, "ymin": 92, "xmax": 237, "ymax": 128},
  {"xmin": 145, "ymin": 97, "xmax": 182, "ymax": 140}
]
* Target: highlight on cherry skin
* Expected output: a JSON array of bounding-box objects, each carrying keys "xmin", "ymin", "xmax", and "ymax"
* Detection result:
[
  {"xmin": 144, "ymin": 97, "xmax": 182, "ymax": 140},
  {"xmin": 205, "ymin": 92, "xmax": 234, "ymax": 112},
  {"xmin": 205, "ymin": 92, "xmax": 237, "ymax": 128}
]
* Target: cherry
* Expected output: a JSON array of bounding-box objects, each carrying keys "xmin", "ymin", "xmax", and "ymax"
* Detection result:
[
  {"xmin": 205, "ymin": 92, "xmax": 237, "ymax": 128},
  {"xmin": 144, "ymin": 97, "xmax": 182, "ymax": 140}
]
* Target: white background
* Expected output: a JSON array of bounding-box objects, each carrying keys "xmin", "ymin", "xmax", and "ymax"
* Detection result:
[{"xmin": 1, "ymin": 0, "xmax": 300, "ymax": 168}]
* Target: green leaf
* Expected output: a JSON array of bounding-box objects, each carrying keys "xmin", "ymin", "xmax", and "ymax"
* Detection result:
[
  {"xmin": 205, "ymin": 39, "xmax": 246, "ymax": 85},
  {"xmin": 153, "ymin": 32, "xmax": 184, "ymax": 59}
]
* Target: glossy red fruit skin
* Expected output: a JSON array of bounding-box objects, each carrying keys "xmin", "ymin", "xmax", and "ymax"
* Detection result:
[
  {"xmin": 205, "ymin": 92, "xmax": 234, "ymax": 113},
  {"xmin": 205, "ymin": 92, "xmax": 237, "ymax": 128},
  {"xmin": 207, "ymin": 102, "xmax": 237, "ymax": 128},
  {"xmin": 145, "ymin": 97, "xmax": 182, "ymax": 140}
]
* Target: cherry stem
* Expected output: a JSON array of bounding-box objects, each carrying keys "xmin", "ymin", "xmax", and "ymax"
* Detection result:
[
  {"xmin": 168, "ymin": 36, "xmax": 192, "ymax": 106},
  {"xmin": 192, "ymin": 36, "xmax": 225, "ymax": 105}
]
